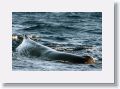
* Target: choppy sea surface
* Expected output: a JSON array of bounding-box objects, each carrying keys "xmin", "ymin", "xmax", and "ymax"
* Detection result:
[{"xmin": 12, "ymin": 12, "xmax": 102, "ymax": 71}]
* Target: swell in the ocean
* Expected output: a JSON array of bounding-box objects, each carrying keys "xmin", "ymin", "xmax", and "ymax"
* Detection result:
[{"xmin": 12, "ymin": 12, "xmax": 102, "ymax": 71}]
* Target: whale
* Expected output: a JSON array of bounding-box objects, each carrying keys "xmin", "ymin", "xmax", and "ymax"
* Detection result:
[{"xmin": 16, "ymin": 35, "xmax": 96, "ymax": 64}]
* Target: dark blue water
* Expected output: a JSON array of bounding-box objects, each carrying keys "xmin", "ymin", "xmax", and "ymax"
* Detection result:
[{"xmin": 12, "ymin": 12, "xmax": 102, "ymax": 71}]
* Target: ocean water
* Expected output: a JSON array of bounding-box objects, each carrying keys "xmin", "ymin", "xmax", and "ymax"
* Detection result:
[{"xmin": 12, "ymin": 12, "xmax": 102, "ymax": 71}]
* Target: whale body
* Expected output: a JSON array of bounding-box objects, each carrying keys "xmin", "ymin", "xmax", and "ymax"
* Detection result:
[{"xmin": 16, "ymin": 35, "xmax": 95, "ymax": 64}]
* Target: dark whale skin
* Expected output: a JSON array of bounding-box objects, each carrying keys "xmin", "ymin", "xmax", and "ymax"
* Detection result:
[{"xmin": 16, "ymin": 35, "xmax": 96, "ymax": 64}]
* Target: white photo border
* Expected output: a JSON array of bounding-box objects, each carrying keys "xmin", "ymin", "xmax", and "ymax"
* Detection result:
[{"xmin": 0, "ymin": 0, "xmax": 114, "ymax": 83}]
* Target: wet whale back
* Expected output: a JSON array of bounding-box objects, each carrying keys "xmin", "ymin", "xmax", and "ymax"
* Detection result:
[
  {"xmin": 16, "ymin": 35, "xmax": 45, "ymax": 57},
  {"xmin": 46, "ymin": 51, "xmax": 95, "ymax": 64},
  {"xmin": 16, "ymin": 35, "xmax": 95, "ymax": 64}
]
